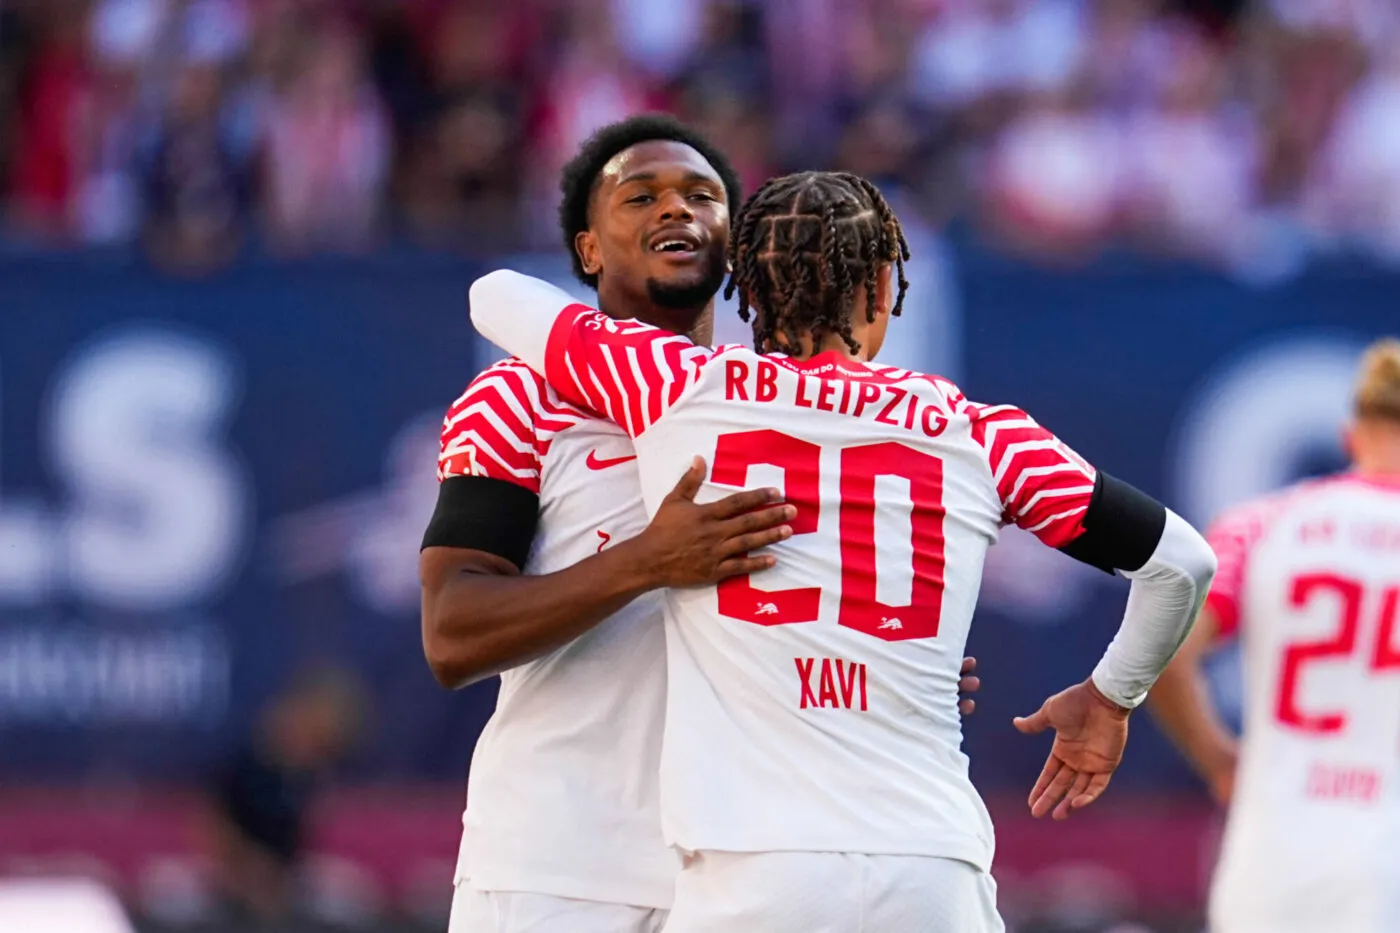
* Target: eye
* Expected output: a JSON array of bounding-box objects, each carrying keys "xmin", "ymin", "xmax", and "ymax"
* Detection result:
[
  {"xmin": 627, "ymin": 193, "xmax": 654, "ymax": 204},
  {"xmin": 690, "ymin": 191, "xmax": 717, "ymax": 202}
]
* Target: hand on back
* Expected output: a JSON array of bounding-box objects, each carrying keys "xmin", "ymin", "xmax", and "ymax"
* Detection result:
[
  {"xmin": 640, "ymin": 459, "xmax": 988, "ymax": 721},
  {"xmin": 638, "ymin": 457, "xmax": 795, "ymax": 589}
]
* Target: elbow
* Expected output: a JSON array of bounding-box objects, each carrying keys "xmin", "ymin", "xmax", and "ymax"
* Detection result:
[
  {"xmin": 1163, "ymin": 509, "xmax": 1219, "ymax": 591},
  {"xmin": 1178, "ymin": 545, "xmax": 1217, "ymax": 644},
  {"xmin": 1190, "ymin": 535, "xmax": 1220, "ymax": 594},
  {"xmin": 425, "ymin": 650, "xmax": 471, "ymax": 691},
  {"xmin": 423, "ymin": 636, "xmax": 471, "ymax": 690},
  {"xmin": 469, "ymin": 270, "xmax": 522, "ymax": 338},
  {"xmin": 421, "ymin": 608, "xmax": 488, "ymax": 690}
]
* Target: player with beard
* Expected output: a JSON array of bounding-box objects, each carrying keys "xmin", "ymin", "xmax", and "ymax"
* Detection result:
[
  {"xmin": 469, "ymin": 170, "xmax": 1217, "ymax": 930},
  {"xmin": 421, "ymin": 114, "xmax": 988, "ymax": 933}
]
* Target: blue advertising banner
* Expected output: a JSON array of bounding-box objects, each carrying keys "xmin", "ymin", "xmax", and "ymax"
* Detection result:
[
  {"xmin": 0, "ymin": 247, "xmax": 1395, "ymax": 791},
  {"xmin": 953, "ymin": 250, "xmax": 1399, "ymax": 789},
  {"xmin": 0, "ymin": 253, "xmax": 491, "ymax": 781}
]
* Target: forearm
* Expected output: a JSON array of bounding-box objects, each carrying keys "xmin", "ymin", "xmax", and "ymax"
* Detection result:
[
  {"xmin": 1148, "ymin": 656, "xmax": 1237, "ymax": 777},
  {"xmin": 1147, "ymin": 607, "xmax": 1236, "ymax": 776},
  {"xmin": 422, "ymin": 537, "xmax": 660, "ymax": 688},
  {"xmin": 1091, "ymin": 510, "xmax": 1219, "ymax": 708},
  {"xmin": 469, "ymin": 270, "xmax": 576, "ymax": 372}
]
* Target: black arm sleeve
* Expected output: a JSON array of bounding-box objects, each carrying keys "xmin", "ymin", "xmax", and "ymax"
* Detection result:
[
  {"xmin": 420, "ymin": 475, "xmax": 540, "ymax": 570},
  {"xmin": 1058, "ymin": 471, "xmax": 1168, "ymax": 575}
]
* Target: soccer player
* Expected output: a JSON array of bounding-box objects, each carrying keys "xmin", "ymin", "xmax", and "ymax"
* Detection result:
[
  {"xmin": 420, "ymin": 116, "xmax": 785, "ymax": 933},
  {"xmin": 420, "ymin": 117, "xmax": 986, "ymax": 932},
  {"xmin": 469, "ymin": 170, "xmax": 1218, "ymax": 930},
  {"xmin": 1149, "ymin": 339, "xmax": 1400, "ymax": 933}
]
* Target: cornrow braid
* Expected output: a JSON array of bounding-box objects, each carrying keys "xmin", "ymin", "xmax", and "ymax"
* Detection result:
[{"xmin": 724, "ymin": 171, "xmax": 911, "ymax": 355}]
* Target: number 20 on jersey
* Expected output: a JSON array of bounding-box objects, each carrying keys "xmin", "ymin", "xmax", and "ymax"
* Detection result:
[{"xmin": 711, "ymin": 428, "xmax": 946, "ymax": 642}]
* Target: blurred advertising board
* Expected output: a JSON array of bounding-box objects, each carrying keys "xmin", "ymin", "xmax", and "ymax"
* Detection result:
[{"xmin": 0, "ymin": 247, "xmax": 1395, "ymax": 791}]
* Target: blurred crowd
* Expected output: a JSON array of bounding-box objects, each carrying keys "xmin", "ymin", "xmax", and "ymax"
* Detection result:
[{"xmin": 3, "ymin": 0, "xmax": 1400, "ymax": 275}]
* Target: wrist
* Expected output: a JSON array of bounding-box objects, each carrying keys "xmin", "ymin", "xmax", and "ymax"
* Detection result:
[
  {"xmin": 1085, "ymin": 677, "xmax": 1133, "ymax": 719},
  {"xmin": 602, "ymin": 533, "xmax": 664, "ymax": 594}
]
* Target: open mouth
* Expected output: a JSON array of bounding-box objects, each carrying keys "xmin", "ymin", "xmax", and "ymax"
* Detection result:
[{"xmin": 650, "ymin": 231, "xmax": 701, "ymax": 256}]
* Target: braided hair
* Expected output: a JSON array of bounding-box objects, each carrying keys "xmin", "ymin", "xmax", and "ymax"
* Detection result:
[{"xmin": 724, "ymin": 172, "xmax": 910, "ymax": 355}]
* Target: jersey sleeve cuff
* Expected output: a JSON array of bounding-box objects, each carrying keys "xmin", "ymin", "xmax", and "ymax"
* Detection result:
[
  {"xmin": 544, "ymin": 303, "xmax": 604, "ymax": 412},
  {"xmin": 1089, "ymin": 668, "xmax": 1145, "ymax": 710}
]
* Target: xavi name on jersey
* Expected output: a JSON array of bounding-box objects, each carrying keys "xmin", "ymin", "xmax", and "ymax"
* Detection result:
[{"xmin": 469, "ymin": 168, "xmax": 1217, "ymax": 932}]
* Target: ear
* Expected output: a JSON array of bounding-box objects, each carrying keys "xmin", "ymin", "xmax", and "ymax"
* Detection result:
[
  {"xmin": 873, "ymin": 263, "xmax": 894, "ymax": 317},
  {"xmin": 1342, "ymin": 422, "xmax": 1358, "ymax": 463},
  {"xmin": 575, "ymin": 229, "xmax": 602, "ymax": 278}
]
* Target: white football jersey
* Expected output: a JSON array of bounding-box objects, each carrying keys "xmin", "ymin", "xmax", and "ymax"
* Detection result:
[
  {"xmin": 473, "ymin": 285, "xmax": 1100, "ymax": 869},
  {"xmin": 1205, "ymin": 474, "xmax": 1400, "ymax": 933},
  {"xmin": 438, "ymin": 359, "xmax": 678, "ymax": 909}
]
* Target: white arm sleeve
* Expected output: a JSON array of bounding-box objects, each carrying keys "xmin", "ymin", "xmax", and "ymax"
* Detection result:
[
  {"xmin": 469, "ymin": 269, "xmax": 580, "ymax": 373},
  {"xmin": 1090, "ymin": 510, "xmax": 1218, "ymax": 709}
]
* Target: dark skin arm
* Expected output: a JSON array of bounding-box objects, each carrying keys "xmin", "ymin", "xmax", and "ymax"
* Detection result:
[
  {"xmin": 423, "ymin": 456, "xmax": 989, "ymax": 707},
  {"xmin": 421, "ymin": 457, "xmax": 795, "ymax": 688}
]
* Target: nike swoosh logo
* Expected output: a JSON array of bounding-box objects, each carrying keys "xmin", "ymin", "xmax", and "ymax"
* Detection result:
[{"xmin": 586, "ymin": 450, "xmax": 638, "ymax": 470}]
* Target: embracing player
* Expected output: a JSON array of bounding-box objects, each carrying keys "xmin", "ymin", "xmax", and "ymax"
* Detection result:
[
  {"xmin": 1150, "ymin": 339, "xmax": 1400, "ymax": 933},
  {"xmin": 421, "ymin": 120, "xmax": 982, "ymax": 932},
  {"xmin": 470, "ymin": 170, "xmax": 1218, "ymax": 931}
]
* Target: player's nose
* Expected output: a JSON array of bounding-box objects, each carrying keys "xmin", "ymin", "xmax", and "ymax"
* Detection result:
[{"xmin": 656, "ymin": 190, "xmax": 694, "ymax": 222}]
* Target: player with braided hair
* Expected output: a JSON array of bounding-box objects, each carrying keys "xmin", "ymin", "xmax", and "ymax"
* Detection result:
[
  {"xmin": 428, "ymin": 127, "xmax": 985, "ymax": 933},
  {"xmin": 725, "ymin": 171, "xmax": 909, "ymax": 356},
  {"xmin": 470, "ymin": 170, "xmax": 1215, "ymax": 931}
]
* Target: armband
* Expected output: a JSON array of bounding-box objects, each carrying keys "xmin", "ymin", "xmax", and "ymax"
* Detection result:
[
  {"xmin": 1059, "ymin": 472, "xmax": 1167, "ymax": 575},
  {"xmin": 420, "ymin": 476, "xmax": 540, "ymax": 570}
]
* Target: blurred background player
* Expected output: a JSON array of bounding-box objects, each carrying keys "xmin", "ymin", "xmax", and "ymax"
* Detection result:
[
  {"xmin": 200, "ymin": 667, "xmax": 365, "ymax": 923},
  {"xmin": 1149, "ymin": 338, "xmax": 1400, "ymax": 933},
  {"xmin": 469, "ymin": 170, "xmax": 1216, "ymax": 932},
  {"xmin": 421, "ymin": 118, "xmax": 983, "ymax": 933}
]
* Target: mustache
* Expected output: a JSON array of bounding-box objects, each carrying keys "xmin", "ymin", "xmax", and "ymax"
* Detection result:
[{"xmin": 646, "ymin": 254, "xmax": 727, "ymax": 309}]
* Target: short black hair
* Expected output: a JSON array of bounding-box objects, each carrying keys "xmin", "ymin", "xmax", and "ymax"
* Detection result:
[
  {"xmin": 558, "ymin": 113, "xmax": 743, "ymax": 289},
  {"xmin": 725, "ymin": 171, "xmax": 910, "ymax": 355}
]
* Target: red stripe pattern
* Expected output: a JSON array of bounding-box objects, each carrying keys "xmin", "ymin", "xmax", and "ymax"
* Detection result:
[
  {"xmin": 542, "ymin": 306, "xmax": 726, "ymax": 438},
  {"xmin": 964, "ymin": 402, "xmax": 1098, "ymax": 548},
  {"xmin": 1202, "ymin": 493, "xmax": 1296, "ymax": 640},
  {"xmin": 438, "ymin": 358, "xmax": 591, "ymax": 494}
]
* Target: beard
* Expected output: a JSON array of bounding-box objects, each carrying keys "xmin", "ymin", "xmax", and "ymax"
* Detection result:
[{"xmin": 645, "ymin": 245, "xmax": 728, "ymax": 310}]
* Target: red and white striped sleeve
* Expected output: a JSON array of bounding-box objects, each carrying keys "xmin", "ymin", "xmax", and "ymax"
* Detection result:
[
  {"xmin": 965, "ymin": 401, "xmax": 1099, "ymax": 548},
  {"xmin": 438, "ymin": 360, "xmax": 546, "ymax": 494},
  {"xmin": 1201, "ymin": 499, "xmax": 1274, "ymax": 640},
  {"xmin": 470, "ymin": 270, "xmax": 712, "ymax": 438}
]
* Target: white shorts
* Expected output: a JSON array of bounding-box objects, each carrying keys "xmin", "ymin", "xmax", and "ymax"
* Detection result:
[
  {"xmin": 448, "ymin": 883, "xmax": 668, "ymax": 933},
  {"xmin": 663, "ymin": 851, "xmax": 1003, "ymax": 933}
]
